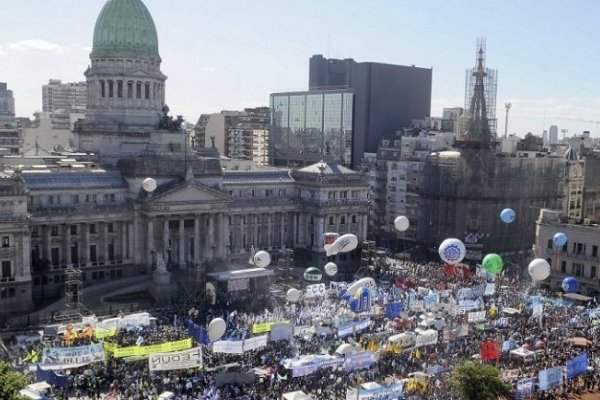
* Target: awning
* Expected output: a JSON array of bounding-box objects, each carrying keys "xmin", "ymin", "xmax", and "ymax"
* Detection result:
[
  {"xmin": 207, "ymin": 267, "xmax": 274, "ymax": 281},
  {"xmin": 564, "ymin": 293, "xmax": 592, "ymax": 302}
]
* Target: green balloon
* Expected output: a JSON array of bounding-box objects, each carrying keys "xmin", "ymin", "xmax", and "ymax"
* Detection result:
[{"xmin": 482, "ymin": 253, "xmax": 503, "ymax": 274}]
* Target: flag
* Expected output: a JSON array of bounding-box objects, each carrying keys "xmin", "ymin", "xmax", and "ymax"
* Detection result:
[{"xmin": 481, "ymin": 341, "xmax": 500, "ymax": 361}]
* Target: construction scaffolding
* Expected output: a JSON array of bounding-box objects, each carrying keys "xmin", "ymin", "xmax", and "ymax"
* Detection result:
[
  {"xmin": 355, "ymin": 240, "xmax": 376, "ymax": 277},
  {"xmin": 54, "ymin": 267, "xmax": 90, "ymax": 323},
  {"xmin": 277, "ymin": 248, "xmax": 295, "ymax": 280}
]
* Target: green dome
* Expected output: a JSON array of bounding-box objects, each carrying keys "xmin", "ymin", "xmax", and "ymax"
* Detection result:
[{"xmin": 92, "ymin": 0, "xmax": 159, "ymax": 59}]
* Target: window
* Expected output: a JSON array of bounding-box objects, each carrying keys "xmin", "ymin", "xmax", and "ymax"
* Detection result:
[
  {"xmin": 352, "ymin": 215, "xmax": 357, "ymax": 224},
  {"xmin": 1, "ymin": 261, "xmax": 11, "ymax": 278},
  {"xmin": 32, "ymin": 227, "xmax": 39, "ymax": 237},
  {"xmin": 108, "ymin": 243, "xmax": 114, "ymax": 261},
  {"xmin": 265, "ymin": 189, "xmax": 273, "ymax": 197},
  {"xmin": 109, "ymin": 194, "xmax": 115, "ymax": 202},
  {"xmin": 92, "ymin": 194, "xmax": 97, "ymax": 203},
  {"xmin": 70, "ymin": 225, "xmax": 77, "ymax": 235},
  {"xmin": 0, "ymin": 287, "xmax": 15, "ymax": 298},
  {"xmin": 591, "ymin": 265, "xmax": 597, "ymax": 279},
  {"xmin": 593, "ymin": 246, "xmax": 598, "ymax": 257},
  {"xmin": 100, "ymin": 80, "xmax": 105, "ymax": 97},
  {"xmin": 90, "ymin": 245, "xmax": 97, "ymax": 263},
  {"xmin": 340, "ymin": 215, "xmax": 346, "ymax": 225},
  {"xmin": 48, "ymin": 195, "xmax": 54, "ymax": 205},
  {"xmin": 127, "ymin": 81, "xmax": 133, "ymax": 98},
  {"xmin": 574, "ymin": 262, "xmax": 583, "ymax": 276},
  {"xmin": 251, "ymin": 190, "xmax": 255, "ymax": 198},
  {"xmin": 108, "ymin": 80, "xmax": 114, "ymax": 97},
  {"xmin": 329, "ymin": 216, "xmax": 334, "ymax": 225},
  {"xmin": 136, "ymin": 82, "xmax": 142, "ymax": 98},
  {"xmin": 103, "ymin": 194, "xmax": 109, "ymax": 202},
  {"xmin": 89, "ymin": 224, "xmax": 96, "ymax": 234},
  {"xmin": 51, "ymin": 247, "xmax": 59, "ymax": 266},
  {"xmin": 547, "ymin": 239, "xmax": 553, "ymax": 249},
  {"xmin": 561, "ymin": 260, "xmax": 566, "ymax": 273},
  {"xmin": 107, "ymin": 223, "xmax": 114, "ymax": 233},
  {"xmin": 73, "ymin": 194, "xmax": 79, "ymax": 204},
  {"xmin": 144, "ymin": 83, "xmax": 150, "ymax": 99},
  {"xmin": 1, "ymin": 236, "xmax": 8, "ymax": 248},
  {"xmin": 328, "ymin": 192, "xmax": 336, "ymax": 199},
  {"xmin": 85, "ymin": 194, "xmax": 90, "ymax": 203},
  {"xmin": 51, "ymin": 226, "xmax": 58, "ymax": 236},
  {"xmin": 340, "ymin": 191, "xmax": 348, "ymax": 199},
  {"xmin": 117, "ymin": 80, "xmax": 123, "ymax": 98}
]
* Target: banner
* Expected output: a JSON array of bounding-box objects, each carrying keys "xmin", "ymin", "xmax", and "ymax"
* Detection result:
[
  {"xmin": 484, "ymin": 283, "xmax": 496, "ymax": 296},
  {"xmin": 532, "ymin": 304, "xmax": 544, "ymax": 318},
  {"xmin": 117, "ymin": 312, "xmax": 151, "ymax": 329},
  {"xmin": 502, "ymin": 339, "xmax": 517, "ymax": 352},
  {"xmin": 347, "ymin": 381, "xmax": 404, "ymax": 400},
  {"xmin": 515, "ymin": 378, "xmax": 536, "ymax": 399},
  {"xmin": 410, "ymin": 300, "xmax": 424, "ymax": 312},
  {"xmin": 213, "ymin": 340, "xmax": 244, "ymax": 354},
  {"xmin": 495, "ymin": 317, "xmax": 509, "ymax": 327},
  {"xmin": 385, "ymin": 302, "xmax": 404, "ymax": 319},
  {"xmin": 567, "ymin": 353, "xmax": 588, "ymax": 379},
  {"xmin": 344, "ymin": 351, "xmax": 379, "ymax": 372},
  {"xmin": 480, "ymin": 341, "xmax": 500, "ymax": 361},
  {"xmin": 187, "ymin": 319, "xmax": 211, "ymax": 345},
  {"xmin": 41, "ymin": 343, "xmax": 104, "ymax": 370},
  {"xmin": 95, "ymin": 327, "xmax": 117, "ymax": 340},
  {"xmin": 252, "ymin": 320, "xmax": 290, "ymax": 334},
  {"xmin": 442, "ymin": 325, "xmax": 468, "ymax": 342},
  {"xmin": 36, "ymin": 364, "xmax": 68, "ymax": 387},
  {"xmin": 468, "ymin": 311, "xmax": 486, "ymax": 323},
  {"xmin": 538, "ymin": 367, "xmax": 563, "ymax": 390},
  {"xmin": 305, "ymin": 283, "xmax": 326, "ymax": 299},
  {"xmin": 270, "ymin": 323, "xmax": 294, "ymax": 342},
  {"xmin": 243, "ymin": 335, "xmax": 268, "ymax": 352},
  {"xmin": 415, "ymin": 331, "xmax": 438, "ymax": 347},
  {"xmin": 149, "ymin": 347, "xmax": 202, "ymax": 371},
  {"xmin": 458, "ymin": 300, "xmax": 480, "ymax": 312},
  {"xmin": 501, "ymin": 369, "xmax": 520, "ymax": 381},
  {"xmin": 338, "ymin": 318, "xmax": 371, "ymax": 338},
  {"xmin": 108, "ymin": 338, "xmax": 192, "ymax": 358}
]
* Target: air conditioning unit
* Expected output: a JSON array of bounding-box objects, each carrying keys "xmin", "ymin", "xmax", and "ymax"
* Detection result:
[{"xmin": 583, "ymin": 218, "xmax": 591, "ymax": 225}]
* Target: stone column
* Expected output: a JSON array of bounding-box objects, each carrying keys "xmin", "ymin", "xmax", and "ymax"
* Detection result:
[
  {"xmin": 63, "ymin": 224, "xmax": 71, "ymax": 267},
  {"xmin": 21, "ymin": 233, "xmax": 31, "ymax": 279},
  {"xmin": 317, "ymin": 216, "xmax": 325, "ymax": 251},
  {"xmin": 280, "ymin": 213, "xmax": 285, "ymax": 247},
  {"xmin": 253, "ymin": 214, "xmax": 258, "ymax": 247},
  {"xmin": 147, "ymin": 218, "xmax": 154, "ymax": 267},
  {"xmin": 240, "ymin": 214, "xmax": 245, "ymax": 251},
  {"xmin": 179, "ymin": 216, "xmax": 186, "ymax": 269},
  {"xmin": 194, "ymin": 215, "xmax": 200, "ymax": 262},
  {"xmin": 128, "ymin": 220, "xmax": 134, "ymax": 262},
  {"xmin": 221, "ymin": 212, "xmax": 230, "ymax": 258},
  {"xmin": 44, "ymin": 225, "xmax": 51, "ymax": 262},
  {"xmin": 208, "ymin": 213, "xmax": 215, "ymax": 259},
  {"xmin": 267, "ymin": 213, "xmax": 273, "ymax": 248},
  {"xmin": 81, "ymin": 223, "xmax": 89, "ymax": 267},
  {"xmin": 121, "ymin": 221, "xmax": 127, "ymax": 261},
  {"xmin": 163, "ymin": 216, "xmax": 170, "ymax": 257},
  {"xmin": 102, "ymin": 222, "xmax": 109, "ymax": 264}
]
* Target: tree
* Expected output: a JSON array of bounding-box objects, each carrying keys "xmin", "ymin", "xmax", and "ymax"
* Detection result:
[
  {"xmin": 0, "ymin": 362, "xmax": 28, "ymax": 399},
  {"xmin": 450, "ymin": 362, "xmax": 513, "ymax": 400}
]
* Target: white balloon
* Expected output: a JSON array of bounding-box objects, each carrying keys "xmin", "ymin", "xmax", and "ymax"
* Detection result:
[
  {"xmin": 286, "ymin": 288, "xmax": 301, "ymax": 303},
  {"xmin": 438, "ymin": 238, "xmax": 467, "ymax": 265},
  {"xmin": 142, "ymin": 177, "xmax": 157, "ymax": 192},
  {"xmin": 332, "ymin": 233, "xmax": 359, "ymax": 254},
  {"xmin": 253, "ymin": 250, "xmax": 271, "ymax": 268},
  {"xmin": 528, "ymin": 258, "xmax": 551, "ymax": 281},
  {"xmin": 394, "ymin": 216, "xmax": 410, "ymax": 232},
  {"xmin": 327, "ymin": 246, "xmax": 340, "ymax": 257},
  {"xmin": 324, "ymin": 262, "xmax": 338, "ymax": 276},
  {"xmin": 207, "ymin": 317, "xmax": 226, "ymax": 342},
  {"xmin": 345, "ymin": 277, "xmax": 376, "ymax": 296}
]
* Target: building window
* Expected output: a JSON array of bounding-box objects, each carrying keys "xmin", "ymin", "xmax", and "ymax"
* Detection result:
[
  {"xmin": 51, "ymin": 247, "xmax": 59, "ymax": 266},
  {"xmin": 1, "ymin": 237, "xmax": 9, "ymax": 248},
  {"xmin": 0, "ymin": 287, "xmax": 15, "ymax": 298},
  {"xmin": 48, "ymin": 195, "xmax": 54, "ymax": 205},
  {"xmin": 574, "ymin": 263, "xmax": 583, "ymax": 277},
  {"xmin": 329, "ymin": 216, "xmax": 334, "ymax": 225},
  {"xmin": 340, "ymin": 215, "xmax": 346, "ymax": 225},
  {"xmin": 340, "ymin": 191, "xmax": 348, "ymax": 199},
  {"xmin": 32, "ymin": 227, "xmax": 39, "ymax": 237},
  {"xmin": 1, "ymin": 261, "xmax": 11, "ymax": 279},
  {"xmin": 92, "ymin": 194, "xmax": 97, "ymax": 203},
  {"xmin": 108, "ymin": 223, "xmax": 114, "ymax": 233},
  {"xmin": 51, "ymin": 226, "xmax": 58, "ymax": 236},
  {"xmin": 127, "ymin": 81, "xmax": 133, "ymax": 98},
  {"xmin": 144, "ymin": 83, "xmax": 150, "ymax": 99},
  {"xmin": 593, "ymin": 246, "xmax": 598, "ymax": 257},
  {"xmin": 117, "ymin": 80, "xmax": 123, "ymax": 98},
  {"xmin": 265, "ymin": 189, "xmax": 273, "ymax": 197},
  {"xmin": 110, "ymin": 194, "xmax": 115, "ymax": 202},
  {"xmin": 591, "ymin": 265, "xmax": 597, "ymax": 279},
  {"xmin": 561, "ymin": 260, "xmax": 566, "ymax": 273},
  {"xmin": 70, "ymin": 225, "xmax": 77, "ymax": 235},
  {"xmin": 89, "ymin": 224, "xmax": 96, "ymax": 234},
  {"xmin": 73, "ymin": 194, "xmax": 79, "ymax": 204},
  {"xmin": 352, "ymin": 215, "xmax": 357, "ymax": 224},
  {"xmin": 90, "ymin": 245, "xmax": 97, "ymax": 263},
  {"xmin": 100, "ymin": 80, "xmax": 105, "ymax": 97},
  {"xmin": 547, "ymin": 239, "xmax": 553, "ymax": 249},
  {"xmin": 108, "ymin": 243, "xmax": 114, "ymax": 261},
  {"xmin": 136, "ymin": 82, "xmax": 142, "ymax": 99},
  {"xmin": 85, "ymin": 194, "xmax": 90, "ymax": 203},
  {"xmin": 108, "ymin": 80, "xmax": 114, "ymax": 97}
]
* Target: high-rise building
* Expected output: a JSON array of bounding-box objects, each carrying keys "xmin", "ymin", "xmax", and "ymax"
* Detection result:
[
  {"xmin": 549, "ymin": 125, "xmax": 559, "ymax": 144},
  {"xmin": 194, "ymin": 111, "xmax": 244, "ymax": 155},
  {"xmin": 309, "ymin": 55, "xmax": 432, "ymax": 166},
  {"xmin": 227, "ymin": 107, "xmax": 270, "ymax": 165},
  {"xmin": 0, "ymin": 82, "xmax": 16, "ymax": 126},
  {"xmin": 42, "ymin": 79, "xmax": 87, "ymax": 113},
  {"xmin": 270, "ymin": 89, "xmax": 354, "ymax": 168}
]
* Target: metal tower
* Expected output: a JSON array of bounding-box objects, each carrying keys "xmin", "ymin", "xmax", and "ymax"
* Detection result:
[{"xmin": 54, "ymin": 267, "xmax": 90, "ymax": 323}]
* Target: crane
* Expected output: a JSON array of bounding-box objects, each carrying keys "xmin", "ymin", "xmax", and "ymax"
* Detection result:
[{"xmin": 556, "ymin": 117, "xmax": 600, "ymax": 128}]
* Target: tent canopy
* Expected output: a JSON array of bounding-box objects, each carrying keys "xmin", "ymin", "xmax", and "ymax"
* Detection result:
[{"xmin": 282, "ymin": 391, "xmax": 311, "ymax": 400}]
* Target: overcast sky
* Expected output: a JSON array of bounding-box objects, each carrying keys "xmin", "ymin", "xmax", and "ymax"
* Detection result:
[{"xmin": 2, "ymin": 0, "xmax": 600, "ymax": 137}]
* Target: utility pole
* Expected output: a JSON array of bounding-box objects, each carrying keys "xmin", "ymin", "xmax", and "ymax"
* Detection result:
[{"xmin": 504, "ymin": 102, "xmax": 512, "ymax": 138}]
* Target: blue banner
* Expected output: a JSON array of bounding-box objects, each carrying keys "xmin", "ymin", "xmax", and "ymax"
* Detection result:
[
  {"xmin": 344, "ymin": 351, "xmax": 379, "ymax": 372},
  {"xmin": 515, "ymin": 378, "xmax": 536, "ymax": 399},
  {"xmin": 186, "ymin": 319, "xmax": 210, "ymax": 345},
  {"xmin": 539, "ymin": 367, "xmax": 563, "ymax": 391},
  {"xmin": 338, "ymin": 318, "xmax": 371, "ymax": 338},
  {"xmin": 567, "ymin": 353, "xmax": 588, "ymax": 379},
  {"xmin": 385, "ymin": 302, "xmax": 404, "ymax": 319},
  {"xmin": 36, "ymin": 364, "xmax": 68, "ymax": 388}
]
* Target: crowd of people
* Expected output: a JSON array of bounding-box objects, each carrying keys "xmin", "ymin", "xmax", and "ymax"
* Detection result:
[{"xmin": 5, "ymin": 255, "xmax": 600, "ymax": 400}]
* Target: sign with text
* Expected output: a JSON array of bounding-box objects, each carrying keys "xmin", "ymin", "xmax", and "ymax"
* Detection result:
[
  {"xmin": 149, "ymin": 347, "xmax": 203, "ymax": 371},
  {"xmin": 41, "ymin": 343, "xmax": 104, "ymax": 370}
]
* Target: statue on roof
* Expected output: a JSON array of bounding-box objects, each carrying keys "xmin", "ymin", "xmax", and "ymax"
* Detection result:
[{"xmin": 158, "ymin": 104, "xmax": 184, "ymax": 131}]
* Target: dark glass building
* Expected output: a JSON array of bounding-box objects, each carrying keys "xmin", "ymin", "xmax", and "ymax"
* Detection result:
[
  {"xmin": 309, "ymin": 55, "xmax": 432, "ymax": 167},
  {"xmin": 270, "ymin": 89, "xmax": 354, "ymax": 168}
]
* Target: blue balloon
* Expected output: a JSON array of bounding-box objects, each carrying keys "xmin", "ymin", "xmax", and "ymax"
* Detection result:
[
  {"xmin": 349, "ymin": 298, "xmax": 359, "ymax": 313},
  {"xmin": 561, "ymin": 277, "xmax": 579, "ymax": 293},
  {"xmin": 554, "ymin": 232, "xmax": 568, "ymax": 247},
  {"xmin": 500, "ymin": 208, "xmax": 516, "ymax": 224}
]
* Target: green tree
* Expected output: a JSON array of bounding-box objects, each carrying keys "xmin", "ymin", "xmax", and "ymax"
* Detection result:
[
  {"xmin": 450, "ymin": 362, "xmax": 513, "ymax": 400},
  {"xmin": 0, "ymin": 362, "xmax": 28, "ymax": 399}
]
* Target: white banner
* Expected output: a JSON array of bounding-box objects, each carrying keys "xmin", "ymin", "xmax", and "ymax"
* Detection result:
[
  {"xmin": 305, "ymin": 283, "xmax": 327, "ymax": 299},
  {"xmin": 484, "ymin": 283, "xmax": 496, "ymax": 296},
  {"xmin": 458, "ymin": 300, "xmax": 480, "ymax": 312},
  {"xmin": 117, "ymin": 312, "xmax": 151, "ymax": 328},
  {"xmin": 41, "ymin": 343, "xmax": 104, "ymax": 370},
  {"xmin": 532, "ymin": 304, "xmax": 544, "ymax": 318},
  {"xmin": 213, "ymin": 340, "xmax": 244, "ymax": 354},
  {"xmin": 243, "ymin": 335, "xmax": 268, "ymax": 352},
  {"xmin": 410, "ymin": 300, "xmax": 424, "ymax": 312},
  {"xmin": 502, "ymin": 369, "xmax": 521, "ymax": 381},
  {"xmin": 149, "ymin": 347, "xmax": 203, "ymax": 371},
  {"xmin": 415, "ymin": 331, "xmax": 438, "ymax": 347},
  {"xmin": 468, "ymin": 311, "xmax": 486, "ymax": 323}
]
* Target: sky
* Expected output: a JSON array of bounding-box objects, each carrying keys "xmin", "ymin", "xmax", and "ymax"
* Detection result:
[{"xmin": 1, "ymin": 0, "xmax": 600, "ymax": 137}]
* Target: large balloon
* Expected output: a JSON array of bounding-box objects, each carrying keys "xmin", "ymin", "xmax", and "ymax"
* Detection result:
[
  {"xmin": 500, "ymin": 208, "xmax": 516, "ymax": 224},
  {"xmin": 528, "ymin": 259, "xmax": 551, "ymax": 281},
  {"xmin": 286, "ymin": 288, "xmax": 301, "ymax": 303},
  {"xmin": 345, "ymin": 277, "xmax": 376, "ymax": 296},
  {"xmin": 253, "ymin": 251, "xmax": 271, "ymax": 268},
  {"xmin": 394, "ymin": 216, "xmax": 410, "ymax": 232},
  {"xmin": 303, "ymin": 267, "xmax": 322, "ymax": 282},
  {"xmin": 438, "ymin": 238, "xmax": 466, "ymax": 265},
  {"xmin": 324, "ymin": 262, "xmax": 338, "ymax": 276},
  {"xmin": 322, "ymin": 233, "xmax": 339, "ymax": 252},
  {"xmin": 562, "ymin": 277, "xmax": 579, "ymax": 293},
  {"xmin": 482, "ymin": 253, "xmax": 503, "ymax": 274},
  {"xmin": 328, "ymin": 233, "xmax": 359, "ymax": 256},
  {"xmin": 207, "ymin": 318, "xmax": 226, "ymax": 342},
  {"xmin": 142, "ymin": 177, "xmax": 157, "ymax": 192},
  {"xmin": 553, "ymin": 232, "xmax": 568, "ymax": 247}
]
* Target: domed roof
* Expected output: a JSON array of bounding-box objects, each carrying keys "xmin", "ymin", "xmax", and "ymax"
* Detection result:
[{"xmin": 91, "ymin": 0, "xmax": 159, "ymax": 59}]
